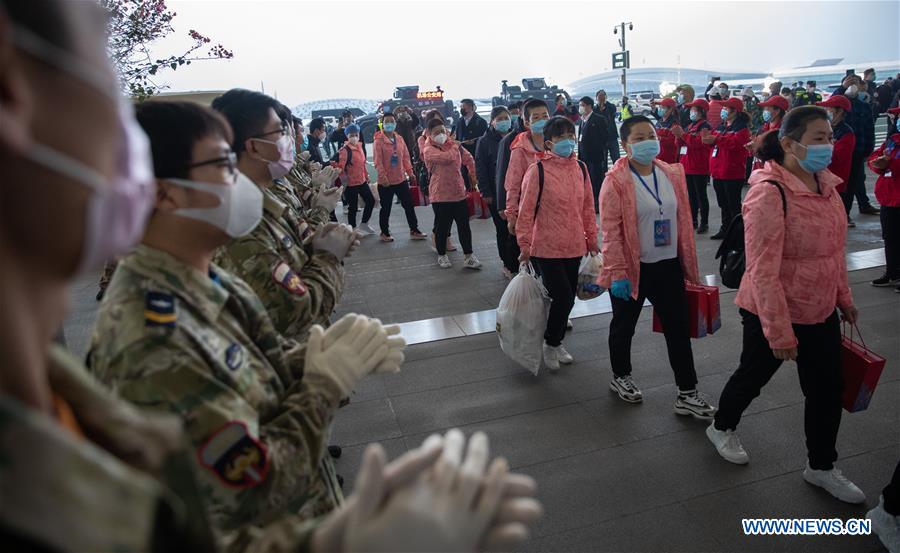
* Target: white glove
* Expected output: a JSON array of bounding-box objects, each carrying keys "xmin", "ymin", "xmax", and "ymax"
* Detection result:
[
  {"xmin": 299, "ymin": 151, "xmax": 312, "ymax": 163},
  {"xmin": 313, "ymin": 185, "xmax": 343, "ymax": 212},
  {"xmin": 311, "ymin": 222, "xmax": 356, "ymax": 261},
  {"xmin": 304, "ymin": 314, "xmax": 389, "ymax": 397},
  {"xmin": 309, "ymin": 161, "xmax": 322, "ymax": 173},
  {"xmin": 311, "ymin": 166, "xmax": 340, "ymax": 189},
  {"xmin": 321, "ymin": 318, "xmax": 405, "ymax": 374}
]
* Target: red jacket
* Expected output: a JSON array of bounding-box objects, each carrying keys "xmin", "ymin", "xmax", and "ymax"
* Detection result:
[
  {"xmin": 656, "ymin": 116, "xmax": 682, "ymax": 164},
  {"xmin": 869, "ymin": 133, "xmax": 900, "ymax": 207},
  {"xmin": 751, "ymin": 120, "xmax": 783, "ymax": 171},
  {"xmin": 333, "ymin": 141, "xmax": 368, "ymax": 186},
  {"xmin": 710, "ymin": 120, "xmax": 751, "ymax": 180},
  {"xmin": 830, "ymin": 122, "xmax": 856, "ymax": 193},
  {"xmin": 707, "ymin": 99, "xmax": 726, "ymax": 129},
  {"xmin": 676, "ymin": 120, "xmax": 712, "ymax": 175},
  {"xmin": 421, "ymin": 135, "xmax": 474, "ymax": 203},
  {"xmin": 373, "ymin": 131, "xmax": 413, "ymax": 185}
]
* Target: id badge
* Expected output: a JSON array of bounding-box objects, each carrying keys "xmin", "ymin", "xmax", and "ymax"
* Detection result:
[
  {"xmin": 654, "ymin": 219, "xmax": 672, "ymax": 247},
  {"xmin": 711, "ymin": 147, "xmax": 718, "ymax": 158},
  {"xmin": 390, "ymin": 153, "xmax": 399, "ymax": 167},
  {"xmin": 887, "ymin": 171, "xmax": 893, "ymax": 177},
  {"xmin": 679, "ymin": 146, "xmax": 688, "ymax": 156}
]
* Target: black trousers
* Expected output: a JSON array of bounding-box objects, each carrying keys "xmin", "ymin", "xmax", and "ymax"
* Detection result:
[
  {"xmin": 377, "ymin": 181, "xmax": 420, "ymax": 236},
  {"xmin": 488, "ymin": 199, "xmax": 519, "ymax": 273},
  {"xmin": 881, "ymin": 206, "xmax": 900, "ymax": 278},
  {"xmin": 712, "ymin": 178, "xmax": 744, "ymax": 229},
  {"xmin": 433, "ymin": 200, "xmax": 472, "ymax": 255},
  {"xmin": 532, "ymin": 257, "xmax": 580, "ymax": 347},
  {"xmin": 345, "ymin": 184, "xmax": 375, "ymax": 227},
  {"xmin": 608, "ymin": 257, "xmax": 698, "ymax": 391},
  {"xmin": 884, "ymin": 461, "xmax": 900, "ymax": 515},
  {"xmin": 843, "ymin": 152, "xmax": 874, "ymax": 213},
  {"xmin": 685, "ymin": 173, "xmax": 710, "ymax": 227},
  {"xmin": 584, "ymin": 160, "xmax": 607, "ymax": 213},
  {"xmin": 714, "ymin": 309, "xmax": 843, "ymax": 470}
]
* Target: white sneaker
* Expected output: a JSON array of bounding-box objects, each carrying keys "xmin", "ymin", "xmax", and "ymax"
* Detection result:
[
  {"xmin": 357, "ymin": 222, "xmax": 376, "ymax": 234},
  {"xmin": 675, "ymin": 390, "xmax": 717, "ymax": 420},
  {"xmin": 556, "ymin": 345, "xmax": 574, "ymax": 364},
  {"xmin": 542, "ymin": 344, "xmax": 560, "ymax": 372},
  {"xmin": 463, "ymin": 254, "xmax": 482, "ymax": 270},
  {"xmin": 354, "ymin": 225, "xmax": 372, "ymax": 237},
  {"xmin": 802, "ymin": 462, "xmax": 866, "ymax": 504},
  {"xmin": 437, "ymin": 255, "xmax": 452, "ymax": 269},
  {"xmin": 566, "ymin": 319, "xmax": 574, "ymax": 330},
  {"xmin": 868, "ymin": 495, "xmax": 900, "ymax": 553},
  {"xmin": 706, "ymin": 424, "xmax": 750, "ymax": 465},
  {"xmin": 609, "ymin": 375, "xmax": 643, "ymax": 403}
]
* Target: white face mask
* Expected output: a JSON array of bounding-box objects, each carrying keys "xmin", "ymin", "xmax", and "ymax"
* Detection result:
[
  {"xmin": 433, "ymin": 133, "xmax": 448, "ymax": 145},
  {"xmin": 170, "ymin": 172, "xmax": 263, "ymax": 237},
  {"xmin": 348, "ymin": 136, "xmax": 360, "ymax": 145},
  {"xmin": 578, "ymin": 105, "xmax": 588, "ymax": 115}
]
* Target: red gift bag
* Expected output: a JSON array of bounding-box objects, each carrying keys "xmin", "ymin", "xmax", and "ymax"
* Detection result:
[
  {"xmin": 467, "ymin": 190, "xmax": 490, "ymax": 219},
  {"xmin": 840, "ymin": 323, "xmax": 886, "ymax": 413},
  {"xmin": 410, "ymin": 185, "xmax": 428, "ymax": 207},
  {"xmin": 652, "ymin": 283, "xmax": 721, "ymax": 339}
]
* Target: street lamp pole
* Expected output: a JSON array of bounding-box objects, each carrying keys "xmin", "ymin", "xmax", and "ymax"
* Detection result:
[{"xmin": 613, "ymin": 22, "xmax": 633, "ymax": 100}]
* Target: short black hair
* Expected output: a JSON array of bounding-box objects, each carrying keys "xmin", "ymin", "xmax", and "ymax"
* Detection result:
[
  {"xmin": 596, "ymin": 89, "xmax": 607, "ymax": 97},
  {"xmin": 211, "ymin": 88, "xmax": 281, "ymax": 154},
  {"xmin": 490, "ymin": 105, "xmax": 509, "ymax": 121},
  {"xmin": 543, "ymin": 116, "xmax": 576, "ymax": 141},
  {"xmin": 579, "ymin": 96, "xmax": 594, "ymax": 107},
  {"xmin": 460, "ymin": 98, "xmax": 475, "ymax": 107},
  {"xmin": 135, "ymin": 101, "xmax": 233, "ymax": 179},
  {"xmin": 308, "ymin": 117, "xmax": 326, "ymax": 133},
  {"xmin": 426, "ymin": 118, "xmax": 445, "ymax": 132},
  {"xmin": 292, "ymin": 116, "xmax": 304, "ymax": 128},
  {"xmin": 380, "ymin": 112, "xmax": 396, "ymax": 122},
  {"xmin": 620, "ymin": 115, "xmax": 654, "ymax": 142},
  {"xmin": 508, "ymin": 100, "xmax": 523, "ymax": 111},
  {"xmin": 523, "ymin": 98, "xmax": 548, "ymax": 119},
  {"xmin": 780, "ymin": 87, "xmax": 792, "ymax": 95},
  {"xmin": 3, "ymin": 0, "xmax": 73, "ymax": 50}
]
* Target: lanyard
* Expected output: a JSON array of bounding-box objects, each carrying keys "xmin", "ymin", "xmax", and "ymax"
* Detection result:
[{"xmin": 630, "ymin": 165, "xmax": 663, "ymax": 216}]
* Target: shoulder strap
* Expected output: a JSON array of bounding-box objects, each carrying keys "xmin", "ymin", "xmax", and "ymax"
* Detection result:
[
  {"xmin": 344, "ymin": 144, "xmax": 353, "ymax": 166},
  {"xmin": 534, "ymin": 162, "xmax": 545, "ymax": 217},
  {"xmin": 762, "ymin": 179, "xmax": 787, "ymax": 216},
  {"xmin": 577, "ymin": 160, "xmax": 587, "ymax": 182}
]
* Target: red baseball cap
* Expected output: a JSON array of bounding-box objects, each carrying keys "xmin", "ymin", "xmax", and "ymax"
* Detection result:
[
  {"xmin": 817, "ymin": 95, "xmax": 852, "ymax": 112},
  {"xmin": 887, "ymin": 107, "xmax": 900, "ymax": 115},
  {"xmin": 684, "ymin": 99, "xmax": 710, "ymax": 111},
  {"xmin": 758, "ymin": 95, "xmax": 790, "ymax": 112},
  {"xmin": 655, "ymin": 97, "xmax": 677, "ymax": 108},
  {"xmin": 723, "ymin": 97, "xmax": 744, "ymax": 112}
]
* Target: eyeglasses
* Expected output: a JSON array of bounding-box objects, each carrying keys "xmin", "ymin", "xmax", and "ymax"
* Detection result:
[
  {"xmin": 187, "ymin": 152, "xmax": 238, "ymax": 175},
  {"xmin": 252, "ymin": 125, "xmax": 289, "ymax": 140}
]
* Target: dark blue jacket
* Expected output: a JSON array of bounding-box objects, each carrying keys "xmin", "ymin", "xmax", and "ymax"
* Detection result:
[
  {"xmin": 475, "ymin": 126, "xmax": 506, "ymax": 199},
  {"xmin": 495, "ymin": 119, "xmax": 527, "ymax": 211},
  {"xmin": 844, "ymin": 96, "xmax": 875, "ymax": 155}
]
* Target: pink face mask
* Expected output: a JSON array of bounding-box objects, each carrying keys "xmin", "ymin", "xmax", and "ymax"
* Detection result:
[
  {"xmin": 13, "ymin": 25, "xmax": 156, "ymax": 274},
  {"xmin": 253, "ymin": 134, "xmax": 295, "ymax": 180}
]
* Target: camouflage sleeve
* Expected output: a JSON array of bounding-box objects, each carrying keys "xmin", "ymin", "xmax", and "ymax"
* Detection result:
[
  {"xmin": 108, "ymin": 341, "xmax": 344, "ymax": 532},
  {"xmin": 215, "ymin": 232, "xmax": 345, "ymax": 339},
  {"xmin": 220, "ymin": 515, "xmax": 320, "ymax": 553}
]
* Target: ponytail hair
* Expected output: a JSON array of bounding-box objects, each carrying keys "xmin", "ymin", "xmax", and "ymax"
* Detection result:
[{"xmin": 756, "ymin": 105, "xmax": 829, "ymax": 164}]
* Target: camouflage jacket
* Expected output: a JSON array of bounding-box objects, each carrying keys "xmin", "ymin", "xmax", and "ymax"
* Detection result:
[
  {"xmin": 285, "ymin": 161, "xmax": 332, "ymax": 227},
  {"xmin": 215, "ymin": 188, "xmax": 345, "ymax": 339},
  {"xmin": 86, "ymin": 245, "xmax": 344, "ymax": 533},
  {"xmin": 0, "ymin": 345, "xmax": 216, "ymax": 552}
]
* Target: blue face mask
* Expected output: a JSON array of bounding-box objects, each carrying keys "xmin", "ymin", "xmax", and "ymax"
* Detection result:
[
  {"xmin": 628, "ymin": 139, "xmax": 660, "ymax": 164},
  {"xmin": 762, "ymin": 110, "xmax": 772, "ymax": 122},
  {"xmin": 720, "ymin": 109, "xmax": 730, "ymax": 121},
  {"xmin": 495, "ymin": 119, "xmax": 511, "ymax": 133},
  {"xmin": 530, "ymin": 118, "xmax": 548, "ymax": 133},
  {"xmin": 510, "ymin": 114, "xmax": 520, "ymax": 123},
  {"xmin": 301, "ymin": 135, "xmax": 309, "ymax": 151},
  {"xmin": 383, "ymin": 122, "xmax": 396, "ymax": 132},
  {"xmin": 656, "ymin": 106, "xmax": 667, "ymax": 117},
  {"xmin": 825, "ymin": 110, "xmax": 834, "ymax": 122},
  {"xmin": 677, "ymin": 93, "xmax": 685, "ymax": 105},
  {"xmin": 796, "ymin": 143, "xmax": 834, "ymax": 173},
  {"xmin": 552, "ymin": 138, "xmax": 576, "ymax": 157},
  {"xmin": 689, "ymin": 111, "xmax": 700, "ymax": 122}
]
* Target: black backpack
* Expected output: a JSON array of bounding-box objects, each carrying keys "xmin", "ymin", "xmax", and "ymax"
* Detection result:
[
  {"xmin": 715, "ymin": 180, "xmax": 786, "ymax": 289},
  {"xmin": 534, "ymin": 160, "xmax": 588, "ymax": 216}
]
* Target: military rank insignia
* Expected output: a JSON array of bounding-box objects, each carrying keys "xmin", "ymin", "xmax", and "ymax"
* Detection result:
[
  {"xmin": 144, "ymin": 291, "xmax": 176, "ymax": 327},
  {"xmin": 281, "ymin": 234, "xmax": 293, "ymax": 249},
  {"xmin": 272, "ymin": 261, "xmax": 307, "ymax": 296},
  {"xmin": 225, "ymin": 343, "xmax": 243, "ymax": 370},
  {"xmin": 198, "ymin": 421, "xmax": 269, "ymax": 488}
]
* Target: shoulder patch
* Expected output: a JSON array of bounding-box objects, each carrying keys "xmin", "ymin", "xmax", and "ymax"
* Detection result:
[
  {"xmin": 225, "ymin": 343, "xmax": 243, "ymax": 370},
  {"xmin": 198, "ymin": 421, "xmax": 268, "ymax": 488},
  {"xmin": 281, "ymin": 234, "xmax": 294, "ymax": 249},
  {"xmin": 272, "ymin": 261, "xmax": 307, "ymax": 296},
  {"xmin": 144, "ymin": 291, "xmax": 176, "ymax": 327}
]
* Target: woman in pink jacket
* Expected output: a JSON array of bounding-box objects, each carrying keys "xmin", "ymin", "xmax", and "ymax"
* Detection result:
[
  {"xmin": 597, "ymin": 116, "xmax": 715, "ymax": 419},
  {"xmin": 707, "ymin": 107, "xmax": 866, "ymax": 505},
  {"xmin": 516, "ymin": 117, "xmax": 598, "ymax": 371},
  {"xmin": 373, "ymin": 112, "xmax": 426, "ymax": 242},
  {"xmin": 421, "ymin": 118, "xmax": 481, "ymax": 270},
  {"xmin": 332, "ymin": 124, "xmax": 375, "ymax": 234}
]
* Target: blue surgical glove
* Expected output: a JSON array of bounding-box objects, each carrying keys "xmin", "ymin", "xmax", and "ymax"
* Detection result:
[{"xmin": 611, "ymin": 279, "xmax": 632, "ymax": 300}]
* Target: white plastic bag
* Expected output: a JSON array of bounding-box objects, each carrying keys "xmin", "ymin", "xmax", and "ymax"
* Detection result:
[
  {"xmin": 576, "ymin": 254, "xmax": 605, "ymax": 301},
  {"xmin": 496, "ymin": 263, "xmax": 551, "ymax": 375}
]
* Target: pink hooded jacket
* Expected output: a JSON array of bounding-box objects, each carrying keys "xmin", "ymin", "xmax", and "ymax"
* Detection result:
[
  {"xmin": 333, "ymin": 141, "xmax": 368, "ymax": 186},
  {"xmin": 516, "ymin": 155, "xmax": 598, "ymax": 259},
  {"xmin": 597, "ymin": 157, "xmax": 700, "ymax": 299},
  {"xmin": 421, "ymin": 135, "xmax": 475, "ymax": 203},
  {"xmin": 374, "ymin": 130, "xmax": 413, "ymax": 185},
  {"xmin": 735, "ymin": 162, "xmax": 853, "ymax": 350},
  {"xmin": 504, "ymin": 131, "xmax": 545, "ymax": 218}
]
